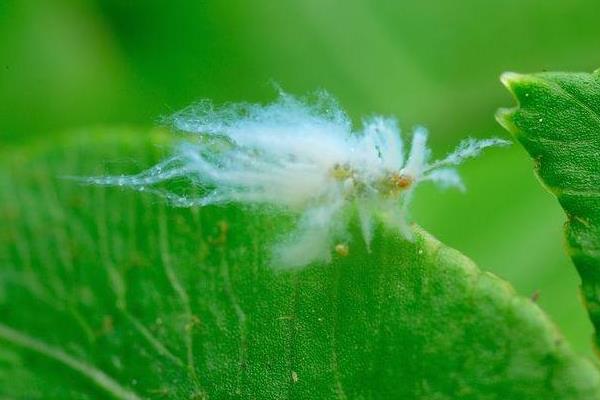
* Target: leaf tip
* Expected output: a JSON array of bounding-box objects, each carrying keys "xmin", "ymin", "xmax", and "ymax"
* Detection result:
[
  {"xmin": 495, "ymin": 107, "xmax": 518, "ymax": 136},
  {"xmin": 497, "ymin": 72, "xmax": 529, "ymax": 137},
  {"xmin": 499, "ymin": 71, "xmax": 527, "ymax": 92}
]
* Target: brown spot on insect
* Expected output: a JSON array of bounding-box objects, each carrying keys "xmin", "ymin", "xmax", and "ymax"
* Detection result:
[
  {"xmin": 389, "ymin": 173, "xmax": 413, "ymax": 191},
  {"xmin": 530, "ymin": 290, "xmax": 540, "ymax": 303},
  {"xmin": 335, "ymin": 243, "xmax": 349, "ymax": 257}
]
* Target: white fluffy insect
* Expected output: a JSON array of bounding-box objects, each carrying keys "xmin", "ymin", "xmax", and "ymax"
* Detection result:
[{"xmin": 89, "ymin": 91, "xmax": 509, "ymax": 268}]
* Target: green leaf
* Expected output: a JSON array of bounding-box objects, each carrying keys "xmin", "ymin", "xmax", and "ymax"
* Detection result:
[
  {"xmin": 497, "ymin": 70, "xmax": 600, "ymax": 354},
  {"xmin": 1, "ymin": 130, "xmax": 599, "ymax": 399}
]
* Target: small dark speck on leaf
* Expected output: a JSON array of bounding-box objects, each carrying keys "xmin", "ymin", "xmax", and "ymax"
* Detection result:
[
  {"xmin": 185, "ymin": 315, "xmax": 202, "ymax": 332},
  {"xmin": 335, "ymin": 243, "xmax": 349, "ymax": 257},
  {"xmin": 96, "ymin": 315, "xmax": 114, "ymax": 337},
  {"xmin": 148, "ymin": 387, "xmax": 170, "ymax": 397},
  {"xmin": 209, "ymin": 220, "xmax": 229, "ymax": 246}
]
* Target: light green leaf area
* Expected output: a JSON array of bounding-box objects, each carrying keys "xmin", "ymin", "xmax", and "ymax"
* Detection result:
[
  {"xmin": 498, "ymin": 70, "xmax": 600, "ymax": 354},
  {"xmin": 1, "ymin": 131, "xmax": 599, "ymax": 399}
]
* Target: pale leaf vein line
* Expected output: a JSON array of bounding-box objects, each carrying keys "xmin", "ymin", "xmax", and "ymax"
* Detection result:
[
  {"xmin": 124, "ymin": 312, "xmax": 185, "ymax": 368},
  {"xmin": 157, "ymin": 207, "xmax": 199, "ymax": 384},
  {"xmin": 0, "ymin": 323, "xmax": 142, "ymax": 400}
]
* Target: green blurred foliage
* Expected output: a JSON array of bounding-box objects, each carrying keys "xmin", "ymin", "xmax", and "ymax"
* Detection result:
[{"xmin": 2, "ymin": 0, "xmax": 600, "ymax": 354}]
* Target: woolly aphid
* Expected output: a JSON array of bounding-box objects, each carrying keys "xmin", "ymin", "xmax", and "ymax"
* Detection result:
[{"xmin": 88, "ymin": 91, "xmax": 509, "ymax": 268}]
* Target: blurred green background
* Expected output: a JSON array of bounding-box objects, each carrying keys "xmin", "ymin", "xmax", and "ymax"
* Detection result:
[{"xmin": 2, "ymin": 0, "xmax": 600, "ymax": 355}]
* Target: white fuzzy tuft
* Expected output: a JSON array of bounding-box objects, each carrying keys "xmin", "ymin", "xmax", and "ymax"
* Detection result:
[{"xmin": 87, "ymin": 91, "xmax": 510, "ymax": 268}]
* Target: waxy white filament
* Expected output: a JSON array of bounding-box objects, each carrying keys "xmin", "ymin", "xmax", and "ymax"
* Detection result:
[{"xmin": 88, "ymin": 91, "xmax": 509, "ymax": 268}]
